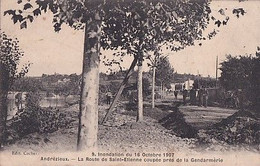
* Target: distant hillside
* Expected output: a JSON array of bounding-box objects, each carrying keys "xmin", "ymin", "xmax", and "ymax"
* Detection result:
[{"xmin": 11, "ymin": 71, "xmax": 216, "ymax": 93}]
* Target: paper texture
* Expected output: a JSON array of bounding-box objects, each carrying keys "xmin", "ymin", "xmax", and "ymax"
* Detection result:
[{"xmin": 1, "ymin": 0, "xmax": 259, "ymax": 165}]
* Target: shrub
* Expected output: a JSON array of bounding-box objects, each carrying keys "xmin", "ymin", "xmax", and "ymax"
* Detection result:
[{"xmin": 7, "ymin": 92, "xmax": 74, "ymax": 143}]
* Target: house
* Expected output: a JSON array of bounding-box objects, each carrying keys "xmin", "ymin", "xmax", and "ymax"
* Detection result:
[{"xmin": 170, "ymin": 79, "xmax": 194, "ymax": 91}]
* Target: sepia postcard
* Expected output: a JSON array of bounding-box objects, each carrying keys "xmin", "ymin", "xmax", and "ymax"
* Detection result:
[{"xmin": 0, "ymin": 0, "xmax": 259, "ymax": 165}]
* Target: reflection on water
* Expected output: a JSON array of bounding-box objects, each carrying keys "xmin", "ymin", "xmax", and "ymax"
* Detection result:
[
  {"xmin": 40, "ymin": 97, "xmax": 68, "ymax": 108},
  {"xmin": 7, "ymin": 95, "xmax": 77, "ymax": 120},
  {"xmin": 7, "ymin": 99, "xmax": 17, "ymax": 120}
]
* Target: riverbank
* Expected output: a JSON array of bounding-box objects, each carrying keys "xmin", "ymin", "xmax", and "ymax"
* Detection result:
[
  {"xmin": 3, "ymin": 104, "xmax": 195, "ymax": 153},
  {"xmin": 2, "ymin": 101, "xmax": 259, "ymax": 153}
]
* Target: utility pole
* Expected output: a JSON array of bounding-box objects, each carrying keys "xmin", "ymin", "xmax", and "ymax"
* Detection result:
[
  {"xmin": 215, "ymin": 56, "xmax": 218, "ymax": 88},
  {"xmin": 197, "ymin": 70, "xmax": 200, "ymax": 88}
]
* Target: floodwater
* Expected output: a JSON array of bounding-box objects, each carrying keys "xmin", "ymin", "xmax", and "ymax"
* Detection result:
[{"xmin": 7, "ymin": 93, "xmax": 77, "ymax": 120}]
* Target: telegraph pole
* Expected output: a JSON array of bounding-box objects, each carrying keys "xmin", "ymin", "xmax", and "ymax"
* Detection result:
[{"xmin": 215, "ymin": 56, "xmax": 218, "ymax": 88}]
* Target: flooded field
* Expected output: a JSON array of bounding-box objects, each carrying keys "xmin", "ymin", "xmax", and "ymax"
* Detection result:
[{"xmin": 7, "ymin": 92, "xmax": 78, "ymax": 120}]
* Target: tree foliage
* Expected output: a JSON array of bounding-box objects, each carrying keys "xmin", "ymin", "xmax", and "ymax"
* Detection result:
[
  {"xmin": 219, "ymin": 49, "xmax": 260, "ymax": 109},
  {"xmin": 0, "ymin": 32, "xmax": 29, "ymax": 147},
  {"xmin": 102, "ymin": 0, "xmax": 211, "ymax": 62},
  {"xmin": 4, "ymin": 0, "xmax": 246, "ymax": 70},
  {"xmin": 5, "ymin": 0, "xmax": 211, "ymax": 58},
  {"xmin": 154, "ymin": 56, "xmax": 174, "ymax": 89},
  {"xmin": 11, "ymin": 73, "xmax": 81, "ymax": 95},
  {"xmin": 0, "ymin": 32, "xmax": 30, "ymax": 86},
  {"xmin": 220, "ymin": 55, "xmax": 255, "ymax": 91}
]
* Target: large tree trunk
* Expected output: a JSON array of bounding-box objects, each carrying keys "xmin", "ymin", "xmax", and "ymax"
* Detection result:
[
  {"xmin": 160, "ymin": 82, "xmax": 163, "ymax": 99},
  {"xmin": 152, "ymin": 66, "xmax": 156, "ymax": 109},
  {"xmin": 137, "ymin": 59, "xmax": 143, "ymax": 122},
  {"xmin": 0, "ymin": 63, "xmax": 9, "ymax": 148},
  {"xmin": 77, "ymin": 16, "xmax": 101, "ymax": 151},
  {"xmin": 102, "ymin": 57, "xmax": 137, "ymax": 124}
]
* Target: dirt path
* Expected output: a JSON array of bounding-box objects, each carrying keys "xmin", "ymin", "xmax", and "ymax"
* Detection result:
[{"xmin": 178, "ymin": 106, "xmax": 238, "ymax": 130}]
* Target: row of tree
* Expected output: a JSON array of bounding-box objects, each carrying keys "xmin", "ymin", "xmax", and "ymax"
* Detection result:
[{"xmin": 2, "ymin": 0, "xmax": 246, "ymax": 150}]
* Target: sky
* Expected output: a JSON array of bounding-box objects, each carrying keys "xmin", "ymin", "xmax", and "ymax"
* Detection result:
[{"xmin": 1, "ymin": 0, "xmax": 260, "ymax": 77}]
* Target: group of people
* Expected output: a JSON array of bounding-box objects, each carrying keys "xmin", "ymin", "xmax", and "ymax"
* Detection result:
[
  {"xmin": 197, "ymin": 87, "xmax": 209, "ymax": 107},
  {"xmin": 174, "ymin": 87, "xmax": 209, "ymax": 107},
  {"xmin": 223, "ymin": 89, "xmax": 244, "ymax": 109}
]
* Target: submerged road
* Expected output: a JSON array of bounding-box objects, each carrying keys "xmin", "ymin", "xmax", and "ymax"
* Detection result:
[{"xmin": 178, "ymin": 105, "xmax": 238, "ymax": 130}]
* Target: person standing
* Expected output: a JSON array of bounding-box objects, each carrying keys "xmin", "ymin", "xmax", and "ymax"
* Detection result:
[
  {"xmin": 15, "ymin": 92, "xmax": 23, "ymax": 110},
  {"xmin": 198, "ymin": 87, "xmax": 203, "ymax": 107},
  {"xmin": 202, "ymin": 88, "xmax": 209, "ymax": 107},
  {"xmin": 183, "ymin": 89, "xmax": 188, "ymax": 105},
  {"xmin": 190, "ymin": 87, "xmax": 196, "ymax": 105},
  {"xmin": 106, "ymin": 90, "xmax": 112, "ymax": 105},
  {"xmin": 174, "ymin": 90, "xmax": 178, "ymax": 99}
]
